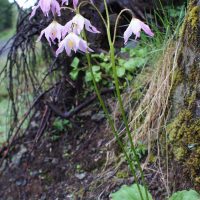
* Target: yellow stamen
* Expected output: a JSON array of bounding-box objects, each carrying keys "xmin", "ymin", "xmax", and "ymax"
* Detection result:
[{"xmin": 68, "ymin": 40, "xmax": 74, "ymax": 48}]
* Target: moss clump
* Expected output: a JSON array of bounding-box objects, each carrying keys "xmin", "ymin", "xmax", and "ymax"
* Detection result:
[
  {"xmin": 187, "ymin": 148, "xmax": 200, "ymax": 184},
  {"xmin": 187, "ymin": 6, "xmax": 200, "ymax": 29},
  {"xmin": 148, "ymin": 153, "xmax": 157, "ymax": 163},
  {"xmin": 116, "ymin": 170, "xmax": 129, "ymax": 179},
  {"xmin": 167, "ymin": 109, "xmax": 200, "ymax": 185},
  {"xmin": 179, "ymin": 1, "xmax": 200, "ymax": 46},
  {"xmin": 174, "ymin": 147, "xmax": 187, "ymax": 161},
  {"xmin": 171, "ymin": 68, "xmax": 184, "ymax": 90},
  {"xmin": 186, "ymin": 91, "xmax": 196, "ymax": 108}
]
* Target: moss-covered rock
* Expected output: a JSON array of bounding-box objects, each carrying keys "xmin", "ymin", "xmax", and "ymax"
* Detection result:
[
  {"xmin": 167, "ymin": 109, "xmax": 200, "ymax": 184},
  {"xmin": 167, "ymin": 0, "xmax": 200, "ymax": 187}
]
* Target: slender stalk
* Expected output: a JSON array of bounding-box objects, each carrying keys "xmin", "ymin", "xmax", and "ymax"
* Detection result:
[
  {"xmin": 110, "ymin": 43, "xmax": 149, "ymax": 200},
  {"xmin": 60, "ymin": 6, "xmax": 75, "ymax": 12},
  {"xmin": 78, "ymin": 1, "xmax": 107, "ymax": 28},
  {"xmin": 103, "ymin": 0, "xmax": 149, "ymax": 199},
  {"xmin": 113, "ymin": 8, "xmax": 133, "ymax": 44},
  {"xmin": 82, "ymin": 31, "xmax": 140, "ymax": 187},
  {"xmin": 86, "ymin": 52, "xmax": 143, "ymax": 185}
]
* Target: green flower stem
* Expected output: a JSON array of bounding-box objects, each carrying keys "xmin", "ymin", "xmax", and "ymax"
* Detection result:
[
  {"xmin": 113, "ymin": 8, "xmax": 133, "ymax": 44},
  {"xmin": 82, "ymin": 31, "xmax": 142, "ymax": 197},
  {"xmin": 103, "ymin": 0, "xmax": 149, "ymax": 199},
  {"xmin": 85, "ymin": 51, "xmax": 143, "ymax": 192},
  {"xmin": 78, "ymin": 1, "xmax": 107, "ymax": 28},
  {"xmin": 60, "ymin": 6, "xmax": 75, "ymax": 12}
]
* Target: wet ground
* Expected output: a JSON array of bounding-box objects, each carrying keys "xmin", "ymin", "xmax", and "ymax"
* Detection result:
[{"xmin": 0, "ymin": 102, "xmax": 193, "ymax": 200}]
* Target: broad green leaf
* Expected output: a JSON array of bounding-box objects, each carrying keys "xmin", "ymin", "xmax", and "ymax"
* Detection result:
[
  {"xmin": 94, "ymin": 72, "xmax": 102, "ymax": 82},
  {"xmin": 124, "ymin": 59, "xmax": 135, "ymax": 69},
  {"xmin": 124, "ymin": 59, "xmax": 137, "ymax": 71},
  {"xmin": 118, "ymin": 58, "xmax": 125, "ymax": 66},
  {"xmin": 117, "ymin": 67, "xmax": 126, "ymax": 78},
  {"xmin": 100, "ymin": 62, "xmax": 108, "ymax": 68},
  {"xmin": 85, "ymin": 71, "xmax": 92, "ymax": 82},
  {"xmin": 92, "ymin": 65, "xmax": 100, "ymax": 72},
  {"xmin": 100, "ymin": 63, "xmax": 112, "ymax": 73},
  {"xmin": 103, "ymin": 55, "xmax": 109, "ymax": 62},
  {"xmin": 71, "ymin": 57, "xmax": 80, "ymax": 69},
  {"xmin": 169, "ymin": 190, "xmax": 200, "ymax": 200},
  {"xmin": 70, "ymin": 70, "xmax": 79, "ymax": 80},
  {"xmin": 136, "ymin": 48, "xmax": 148, "ymax": 57},
  {"xmin": 127, "ymin": 73, "xmax": 133, "ymax": 81},
  {"xmin": 85, "ymin": 71, "xmax": 102, "ymax": 82},
  {"xmin": 124, "ymin": 58, "xmax": 146, "ymax": 71},
  {"xmin": 111, "ymin": 184, "xmax": 153, "ymax": 200}
]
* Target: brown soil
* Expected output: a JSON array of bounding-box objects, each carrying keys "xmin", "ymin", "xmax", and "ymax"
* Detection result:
[{"xmin": 0, "ymin": 104, "xmax": 193, "ymax": 200}]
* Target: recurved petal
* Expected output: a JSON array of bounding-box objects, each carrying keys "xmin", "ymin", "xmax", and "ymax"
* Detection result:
[
  {"xmin": 84, "ymin": 18, "xmax": 100, "ymax": 33},
  {"xmin": 62, "ymin": 21, "xmax": 73, "ymax": 38},
  {"xmin": 51, "ymin": 0, "xmax": 61, "ymax": 16},
  {"xmin": 44, "ymin": 28, "xmax": 53, "ymax": 45},
  {"xmin": 141, "ymin": 23, "xmax": 154, "ymax": 37},
  {"xmin": 37, "ymin": 29, "xmax": 45, "ymax": 42},
  {"xmin": 73, "ymin": 0, "xmax": 79, "ymax": 8},
  {"xmin": 79, "ymin": 39, "xmax": 94, "ymax": 53},
  {"xmin": 29, "ymin": 5, "xmax": 40, "ymax": 19},
  {"xmin": 78, "ymin": 39, "xmax": 88, "ymax": 53},
  {"xmin": 39, "ymin": 0, "xmax": 51, "ymax": 15},
  {"xmin": 56, "ymin": 42, "xmax": 65, "ymax": 56},
  {"xmin": 124, "ymin": 25, "xmax": 133, "ymax": 44},
  {"xmin": 64, "ymin": 44, "xmax": 72, "ymax": 56}
]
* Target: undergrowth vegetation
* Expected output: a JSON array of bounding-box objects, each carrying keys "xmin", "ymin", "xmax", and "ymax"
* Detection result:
[
  {"xmin": 68, "ymin": 3, "xmax": 187, "ymax": 93},
  {"xmin": 1, "ymin": 0, "xmax": 199, "ymax": 199}
]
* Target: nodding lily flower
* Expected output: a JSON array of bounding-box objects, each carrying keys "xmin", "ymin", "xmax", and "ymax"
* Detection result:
[
  {"xmin": 124, "ymin": 18, "xmax": 154, "ymax": 44},
  {"xmin": 62, "ymin": 14, "xmax": 100, "ymax": 37},
  {"xmin": 62, "ymin": 0, "xmax": 78, "ymax": 8},
  {"xmin": 56, "ymin": 32, "xmax": 93, "ymax": 56},
  {"xmin": 38, "ymin": 21, "xmax": 63, "ymax": 45},
  {"xmin": 30, "ymin": 0, "xmax": 61, "ymax": 19}
]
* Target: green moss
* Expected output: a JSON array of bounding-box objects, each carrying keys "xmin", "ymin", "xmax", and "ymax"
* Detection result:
[
  {"xmin": 116, "ymin": 170, "xmax": 129, "ymax": 179},
  {"xmin": 148, "ymin": 154, "xmax": 157, "ymax": 163},
  {"xmin": 187, "ymin": 6, "xmax": 200, "ymax": 29},
  {"xmin": 168, "ymin": 61, "xmax": 200, "ymax": 183},
  {"xmin": 163, "ymin": 0, "xmax": 200, "ymax": 187},
  {"xmin": 171, "ymin": 68, "xmax": 184, "ymax": 90},
  {"xmin": 167, "ymin": 109, "xmax": 192, "ymax": 142},
  {"xmin": 179, "ymin": 2, "xmax": 200, "ymax": 45},
  {"xmin": 187, "ymin": 91, "xmax": 196, "ymax": 108},
  {"xmin": 187, "ymin": 148, "xmax": 200, "ymax": 184},
  {"xmin": 167, "ymin": 108, "xmax": 200, "ymax": 185},
  {"xmin": 174, "ymin": 147, "xmax": 187, "ymax": 160}
]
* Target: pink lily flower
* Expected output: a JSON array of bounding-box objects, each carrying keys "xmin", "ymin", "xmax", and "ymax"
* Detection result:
[
  {"xmin": 124, "ymin": 18, "xmax": 154, "ymax": 44},
  {"xmin": 73, "ymin": 0, "xmax": 79, "ymax": 8},
  {"xmin": 38, "ymin": 21, "xmax": 63, "ymax": 45},
  {"xmin": 30, "ymin": 0, "xmax": 61, "ymax": 19},
  {"xmin": 62, "ymin": 14, "xmax": 100, "ymax": 37},
  {"xmin": 56, "ymin": 32, "xmax": 93, "ymax": 56}
]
